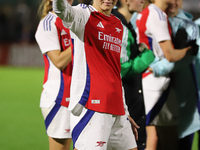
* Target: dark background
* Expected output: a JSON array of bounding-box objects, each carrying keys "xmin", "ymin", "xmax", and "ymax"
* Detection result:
[
  {"xmin": 0, "ymin": 0, "xmax": 79, "ymax": 43},
  {"xmin": 0, "ymin": 0, "xmax": 199, "ymax": 44}
]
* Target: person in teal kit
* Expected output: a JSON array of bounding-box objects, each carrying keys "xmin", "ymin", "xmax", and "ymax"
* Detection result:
[{"xmin": 149, "ymin": 0, "xmax": 200, "ymax": 149}]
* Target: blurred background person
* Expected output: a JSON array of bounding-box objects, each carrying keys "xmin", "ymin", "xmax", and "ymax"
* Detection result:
[
  {"xmin": 112, "ymin": 0, "xmax": 155, "ymax": 149},
  {"xmin": 130, "ymin": 0, "xmax": 151, "ymax": 30},
  {"xmin": 149, "ymin": 0, "xmax": 200, "ymax": 150},
  {"xmin": 35, "ymin": 0, "xmax": 73, "ymax": 149},
  {"xmin": 136, "ymin": 0, "xmax": 193, "ymax": 149}
]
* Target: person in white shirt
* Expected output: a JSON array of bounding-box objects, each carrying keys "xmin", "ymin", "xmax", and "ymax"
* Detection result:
[{"xmin": 136, "ymin": 0, "xmax": 192, "ymax": 149}]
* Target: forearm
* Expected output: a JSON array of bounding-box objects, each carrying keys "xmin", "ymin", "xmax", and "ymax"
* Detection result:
[
  {"xmin": 53, "ymin": 0, "xmax": 88, "ymax": 38},
  {"xmin": 47, "ymin": 47, "xmax": 72, "ymax": 70},
  {"xmin": 57, "ymin": 48, "xmax": 72, "ymax": 70},
  {"xmin": 167, "ymin": 48, "xmax": 190, "ymax": 62},
  {"xmin": 160, "ymin": 40, "xmax": 190, "ymax": 62}
]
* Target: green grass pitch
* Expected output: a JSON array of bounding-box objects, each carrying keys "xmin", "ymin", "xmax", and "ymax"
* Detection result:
[
  {"xmin": 0, "ymin": 66, "xmax": 198, "ymax": 150},
  {"xmin": 0, "ymin": 66, "xmax": 73, "ymax": 150}
]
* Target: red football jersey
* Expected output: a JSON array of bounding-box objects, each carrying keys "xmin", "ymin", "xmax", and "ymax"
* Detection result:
[{"xmin": 62, "ymin": 4, "xmax": 125, "ymax": 115}]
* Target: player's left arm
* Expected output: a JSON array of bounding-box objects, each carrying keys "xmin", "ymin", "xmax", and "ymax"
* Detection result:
[
  {"xmin": 122, "ymin": 87, "xmax": 140, "ymax": 140},
  {"xmin": 47, "ymin": 46, "xmax": 72, "ymax": 70}
]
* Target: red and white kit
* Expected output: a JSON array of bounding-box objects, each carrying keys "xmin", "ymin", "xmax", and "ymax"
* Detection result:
[
  {"xmin": 53, "ymin": 1, "xmax": 137, "ymax": 149},
  {"xmin": 58, "ymin": 4, "xmax": 125, "ymax": 115},
  {"xmin": 136, "ymin": 4, "xmax": 172, "ymax": 125},
  {"xmin": 35, "ymin": 12, "xmax": 72, "ymax": 138}
]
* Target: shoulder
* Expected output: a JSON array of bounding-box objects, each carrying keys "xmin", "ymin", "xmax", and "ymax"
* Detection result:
[
  {"xmin": 122, "ymin": 24, "xmax": 133, "ymax": 42},
  {"xmin": 148, "ymin": 4, "xmax": 167, "ymax": 21},
  {"xmin": 137, "ymin": 4, "xmax": 166, "ymax": 21},
  {"xmin": 182, "ymin": 10, "xmax": 193, "ymax": 20},
  {"xmin": 139, "ymin": 6, "xmax": 150, "ymax": 17},
  {"xmin": 73, "ymin": 3, "xmax": 93, "ymax": 13},
  {"xmin": 39, "ymin": 12, "xmax": 57, "ymax": 31},
  {"xmin": 41, "ymin": 12, "xmax": 57, "ymax": 23},
  {"xmin": 35, "ymin": 13, "xmax": 59, "ymax": 41},
  {"xmin": 174, "ymin": 10, "xmax": 197, "ymax": 29},
  {"xmin": 112, "ymin": 14, "xmax": 123, "ymax": 24},
  {"xmin": 122, "ymin": 24, "xmax": 129, "ymax": 33}
]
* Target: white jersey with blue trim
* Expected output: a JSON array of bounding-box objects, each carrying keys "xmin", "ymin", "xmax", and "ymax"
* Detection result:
[
  {"xmin": 35, "ymin": 12, "xmax": 72, "ymax": 108},
  {"xmin": 136, "ymin": 4, "xmax": 172, "ymax": 123},
  {"xmin": 137, "ymin": 4, "xmax": 171, "ymax": 58}
]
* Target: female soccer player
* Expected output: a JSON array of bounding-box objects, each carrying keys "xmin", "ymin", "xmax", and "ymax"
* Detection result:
[
  {"xmin": 149, "ymin": 0, "xmax": 200, "ymax": 149},
  {"xmin": 136, "ymin": 0, "xmax": 192, "ymax": 149},
  {"xmin": 35, "ymin": 0, "xmax": 73, "ymax": 149},
  {"xmin": 53, "ymin": 0, "xmax": 139, "ymax": 149}
]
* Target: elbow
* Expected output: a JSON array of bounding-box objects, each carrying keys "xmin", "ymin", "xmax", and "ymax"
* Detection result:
[
  {"xmin": 165, "ymin": 56, "xmax": 175, "ymax": 62},
  {"xmin": 166, "ymin": 58, "xmax": 174, "ymax": 62},
  {"xmin": 55, "ymin": 63, "xmax": 65, "ymax": 70}
]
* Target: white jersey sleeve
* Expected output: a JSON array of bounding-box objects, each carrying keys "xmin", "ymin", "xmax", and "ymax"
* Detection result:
[
  {"xmin": 35, "ymin": 13, "xmax": 60, "ymax": 54},
  {"xmin": 53, "ymin": 0, "xmax": 91, "ymax": 40},
  {"xmin": 148, "ymin": 5, "xmax": 171, "ymax": 43}
]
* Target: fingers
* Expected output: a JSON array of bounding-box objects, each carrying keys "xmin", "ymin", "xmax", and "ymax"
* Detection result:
[
  {"xmin": 128, "ymin": 116, "xmax": 140, "ymax": 141},
  {"xmin": 133, "ymin": 127, "xmax": 139, "ymax": 141},
  {"xmin": 138, "ymin": 42, "xmax": 148, "ymax": 52},
  {"xmin": 128, "ymin": 116, "xmax": 140, "ymax": 129},
  {"xmin": 147, "ymin": 67, "xmax": 153, "ymax": 73}
]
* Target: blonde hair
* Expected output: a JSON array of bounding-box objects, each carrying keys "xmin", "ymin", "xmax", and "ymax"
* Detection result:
[
  {"xmin": 37, "ymin": 0, "xmax": 52, "ymax": 19},
  {"xmin": 142, "ymin": 0, "xmax": 154, "ymax": 10}
]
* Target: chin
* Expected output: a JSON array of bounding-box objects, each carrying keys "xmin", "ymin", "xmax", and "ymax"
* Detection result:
[{"xmin": 103, "ymin": 5, "xmax": 113, "ymax": 10}]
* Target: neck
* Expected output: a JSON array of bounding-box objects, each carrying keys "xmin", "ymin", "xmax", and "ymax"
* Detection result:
[
  {"xmin": 154, "ymin": 1, "xmax": 168, "ymax": 11},
  {"xmin": 118, "ymin": 7, "xmax": 133, "ymax": 23},
  {"xmin": 92, "ymin": 4, "xmax": 111, "ymax": 16}
]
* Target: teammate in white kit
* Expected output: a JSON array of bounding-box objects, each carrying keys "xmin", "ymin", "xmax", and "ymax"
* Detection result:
[
  {"xmin": 35, "ymin": 0, "xmax": 73, "ymax": 149},
  {"xmin": 136, "ymin": 0, "xmax": 191, "ymax": 149},
  {"xmin": 53, "ymin": 0, "xmax": 139, "ymax": 150}
]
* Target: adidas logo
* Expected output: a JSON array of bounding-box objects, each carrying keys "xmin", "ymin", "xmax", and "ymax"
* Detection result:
[
  {"xmin": 61, "ymin": 29, "xmax": 67, "ymax": 35},
  {"xmin": 97, "ymin": 22, "xmax": 104, "ymax": 28}
]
